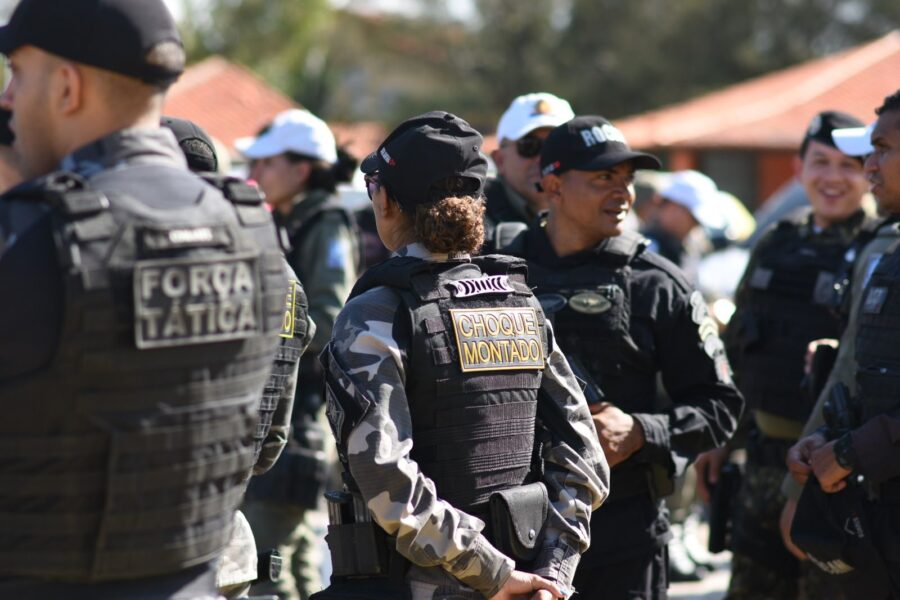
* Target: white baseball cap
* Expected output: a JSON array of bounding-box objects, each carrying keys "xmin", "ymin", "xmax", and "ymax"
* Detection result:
[
  {"xmin": 832, "ymin": 122, "xmax": 875, "ymax": 157},
  {"xmin": 661, "ymin": 170, "xmax": 727, "ymax": 230},
  {"xmin": 236, "ymin": 109, "xmax": 338, "ymax": 164},
  {"xmin": 496, "ymin": 92, "xmax": 575, "ymax": 142}
]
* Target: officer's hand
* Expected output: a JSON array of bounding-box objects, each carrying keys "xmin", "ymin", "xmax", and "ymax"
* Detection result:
[
  {"xmin": 694, "ymin": 447, "xmax": 729, "ymax": 504},
  {"xmin": 489, "ymin": 570, "xmax": 564, "ymax": 600},
  {"xmin": 804, "ymin": 339, "xmax": 839, "ymax": 375},
  {"xmin": 810, "ymin": 440, "xmax": 851, "ymax": 493},
  {"xmin": 591, "ymin": 402, "xmax": 645, "ymax": 468},
  {"xmin": 786, "ymin": 432, "xmax": 826, "ymax": 485},
  {"xmin": 532, "ymin": 591, "xmax": 555, "ymax": 600},
  {"xmin": 779, "ymin": 498, "xmax": 807, "ymax": 560}
]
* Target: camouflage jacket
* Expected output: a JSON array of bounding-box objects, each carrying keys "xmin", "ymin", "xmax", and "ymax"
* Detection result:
[{"xmin": 324, "ymin": 243, "xmax": 609, "ymax": 598}]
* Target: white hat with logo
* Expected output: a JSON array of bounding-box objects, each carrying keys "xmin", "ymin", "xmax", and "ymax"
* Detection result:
[
  {"xmin": 661, "ymin": 170, "xmax": 727, "ymax": 230},
  {"xmin": 496, "ymin": 92, "xmax": 575, "ymax": 142},
  {"xmin": 236, "ymin": 109, "xmax": 338, "ymax": 164}
]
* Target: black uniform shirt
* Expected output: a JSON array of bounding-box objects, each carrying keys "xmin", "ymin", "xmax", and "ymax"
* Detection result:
[{"xmin": 506, "ymin": 222, "xmax": 744, "ymax": 560}]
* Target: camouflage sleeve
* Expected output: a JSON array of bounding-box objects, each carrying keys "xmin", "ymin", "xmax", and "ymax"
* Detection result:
[
  {"xmin": 532, "ymin": 325, "xmax": 609, "ymax": 591},
  {"xmin": 328, "ymin": 286, "xmax": 515, "ymax": 599},
  {"xmin": 295, "ymin": 211, "xmax": 358, "ymax": 354}
]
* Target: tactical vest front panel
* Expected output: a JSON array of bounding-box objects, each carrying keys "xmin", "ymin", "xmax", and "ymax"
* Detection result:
[
  {"xmin": 350, "ymin": 255, "xmax": 547, "ymax": 511},
  {"xmin": 0, "ymin": 173, "xmax": 286, "ymax": 582},
  {"xmin": 855, "ymin": 240, "xmax": 900, "ymax": 423},
  {"xmin": 736, "ymin": 225, "xmax": 848, "ymax": 421},
  {"xmin": 525, "ymin": 232, "xmax": 656, "ymax": 412}
]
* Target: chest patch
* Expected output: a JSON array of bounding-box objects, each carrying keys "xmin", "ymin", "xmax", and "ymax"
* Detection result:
[
  {"xmin": 569, "ymin": 290, "xmax": 613, "ymax": 314},
  {"xmin": 133, "ymin": 254, "xmax": 262, "ymax": 348},
  {"xmin": 450, "ymin": 307, "xmax": 545, "ymax": 372},
  {"xmin": 449, "ymin": 275, "xmax": 515, "ymax": 298}
]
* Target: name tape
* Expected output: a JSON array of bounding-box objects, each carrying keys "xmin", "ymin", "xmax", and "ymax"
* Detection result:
[
  {"xmin": 450, "ymin": 307, "xmax": 545, "ymax": 372},
  {"xmin": 133, "ymin": 254, "xmax": 262, "ymax": 349}
]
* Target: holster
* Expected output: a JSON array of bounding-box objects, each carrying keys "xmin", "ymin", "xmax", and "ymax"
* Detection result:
[
  {"xmin": 488, "ymin": 482, "xmax": 549, "ymax": 564},
  {"xmin": 708, "ymin": 462, "xmax": 741, "ymax": 554}
]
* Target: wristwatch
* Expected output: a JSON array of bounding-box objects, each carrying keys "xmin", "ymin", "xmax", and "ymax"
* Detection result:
[{"xmin": 833, "ymin": 432, "xmax": 859, "ymax": 472}]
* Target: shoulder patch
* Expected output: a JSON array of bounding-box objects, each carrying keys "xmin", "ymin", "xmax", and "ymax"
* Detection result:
[{"xmin": 326, "ymin": 238, "xmax": 351, "ymax": 269}]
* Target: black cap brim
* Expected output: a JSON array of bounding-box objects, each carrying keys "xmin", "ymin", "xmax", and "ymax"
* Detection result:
[
  {"xmin": 0, "ymin": 24, "xmax": 21, "ymax": 55},
  {"xmin": 574, "ymin": 150, "xmax": 662, "ymax": 172},
  {"xmin": 360, "ymin": 152, "xmax": 381, "ymax": 174}
]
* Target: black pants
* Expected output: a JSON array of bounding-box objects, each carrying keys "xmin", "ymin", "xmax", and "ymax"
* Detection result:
[{"xmin": 572, "ymin": 546, "xmax": 668, "ymax": 600}]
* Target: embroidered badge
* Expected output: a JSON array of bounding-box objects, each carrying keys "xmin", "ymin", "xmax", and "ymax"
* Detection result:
[
  {"xmin": 280, "ymin": 279, "xmax": 300, "ymax": 339},
  {"xmin": 133, "ymin": 254, "xmax": 261, "ymax": 348},
  {"xmin": 569, "ymin": 290, "xmax": 613, "ymax": 314},
  {"xmin": 449, "ymin": 275, "xmax": 515, "ymax": 298},
  {"xmin": 450, "ymin": 307, "xmax": 545, "ymax": 372}
]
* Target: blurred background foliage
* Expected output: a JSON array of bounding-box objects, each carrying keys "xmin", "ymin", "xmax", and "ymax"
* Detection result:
[{"xmin": 2, "ymin": 0, "xmax": 898, "ymax": 130}]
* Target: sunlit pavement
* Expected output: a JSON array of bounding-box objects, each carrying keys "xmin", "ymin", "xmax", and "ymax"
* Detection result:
[{"xmin": 669, "ymin": 551, "xmax": 730, "ymax": 600}]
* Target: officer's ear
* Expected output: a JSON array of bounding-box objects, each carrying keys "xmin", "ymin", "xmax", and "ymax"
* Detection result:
[
  {"xmin": 291, "ymin": 160, "xmax": 313, "ymax": 188},
  {"xmin": 541, "ymin": 173, "xmax": 563, "ymax": 204},
  {"xmin": 51, "ymin": 59, "xmax": 84, "ymax": 117},
  {"xmin": 792, "ymin": 154, "xmax": 804, "ymax": 178}
]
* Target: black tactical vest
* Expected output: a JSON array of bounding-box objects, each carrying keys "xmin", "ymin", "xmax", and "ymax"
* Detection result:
[
  {"xmin": 346, "ymin": 255, "xmax": 548, "ymax": 511},
  {"xmin": 513, "ymin": 230, "xmax": 657, "ymax": 411},
  {"xmin": 0, "ymin": 172, "xmax": 286, "ymax": 581},
  {"xmin": 202, "ymin": 174, "xmax": 311, "ymax": 469},
  {"xmin": 734, "ymin": 219, "xmax": 855, "ymax": 421},
  {"xmin": 855, "ymin": 231, "xmax": 900, "ymax": 423}
]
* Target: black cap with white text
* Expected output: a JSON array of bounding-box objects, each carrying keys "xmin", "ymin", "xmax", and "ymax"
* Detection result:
[{"xmin": 540, "ymin": 116, "xmax": 661, "ymax": 177}]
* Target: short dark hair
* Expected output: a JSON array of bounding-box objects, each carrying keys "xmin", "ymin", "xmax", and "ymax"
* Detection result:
[
  {"xmin": 875, "ymin": 90, "xmax": 900, "ymax": 116},
  {"xmin": 284, "ymin": 147, "xmax": 357, "ymax": 194}
]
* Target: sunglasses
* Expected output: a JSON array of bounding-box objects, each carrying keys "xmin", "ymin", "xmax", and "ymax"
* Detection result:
[
  {"xmin": 364, "ymin": 173, "xmax": 381, "ymax": 201},
  {"xmin": 514, "ymin": 135, "xmax": 543, "ymax": 158}
]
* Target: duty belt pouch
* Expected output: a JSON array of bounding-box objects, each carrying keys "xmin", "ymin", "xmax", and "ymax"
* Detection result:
[
  {"xmin": 488, "ymin": 482, "xmax": 549, "ymax": 564},
  {"xmin": 324, "ymin": 491, "xmax": 392, "ymax": 579}
]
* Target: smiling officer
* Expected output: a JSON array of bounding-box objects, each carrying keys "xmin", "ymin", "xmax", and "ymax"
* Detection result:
[{"xmin": 502, "ymin": 115, "xmax": 744, "ymax": 599}]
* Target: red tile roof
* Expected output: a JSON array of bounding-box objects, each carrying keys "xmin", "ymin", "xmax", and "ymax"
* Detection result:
[
  {"xmin": 618, "ymin": 30, "xmax": 900, "ymax": 150},
  {"xmin": 163, "ymin": 56, "xmax": 297, "ymax": 150}
]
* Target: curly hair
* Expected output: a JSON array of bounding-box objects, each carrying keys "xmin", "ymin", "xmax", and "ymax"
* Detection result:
[
  {"xmin": 414, "ymin": 195, "xmax": 485, "ymax": 255},
  {"xmin": 876, "ymin": 89, "xmax": 900, "ymax": 116}
]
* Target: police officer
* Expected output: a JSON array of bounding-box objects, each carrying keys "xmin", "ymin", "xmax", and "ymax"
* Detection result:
[
  {"xmin": 501, "ymin": 116, "xmax": 744, "ymax": 599},
  {"xmin": 784, "ymin": 91, "xmax": 900, "ymax": 597},
  {"xmin": 0, "ymin": 1, "xmax": 290, "ymax": 599},
  {"xmin": 483, "ymin": 92, "xmax": 575, "ymax": 251},
  {"xmin": 694, "ymin": 110, "xmax": 871, "ymax": 600},
  {"xmin": 238, "ymin": 108, "xmax": 361, "ymax": 600},
  {"xmin": 160, "ymin": 115, "xmax": 316, "ymax": 599},
  {"xmin": 313, "ymin": 111, "xmax": 608, "ymax": 600}
]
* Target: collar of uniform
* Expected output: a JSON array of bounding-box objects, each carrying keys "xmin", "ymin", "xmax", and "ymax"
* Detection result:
[
  {"xmin": 60, "ymin": 127, "xmax": 187, "ymax": 178},
  {"xmin": 801, "ymin": 208, "xmax": 867, "ymax": 244},
  {"xmin": 499, "ymin": 176, "xmax": 537, "ymax": 222},
  {"xmin": 275, "ymin": 188, "xmax": 332, "ymax": 235},
  {"xmin": 393, "ymin": 242, "xmax": 470, "ymax": 262}
]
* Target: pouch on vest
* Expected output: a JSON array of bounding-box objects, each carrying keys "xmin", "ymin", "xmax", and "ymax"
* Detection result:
[{"xmin": 488, "ymin": 481, "xmax": 549, "ymax": 564}]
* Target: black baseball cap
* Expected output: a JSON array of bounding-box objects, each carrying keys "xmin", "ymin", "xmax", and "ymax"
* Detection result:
[
  {"xmin": 161, "ymin": 116, "xmax": 218, "ymax": 173},
  {"xmin": 361, "ymin": 111, "xmax": 488, "ymax": 212},
  {"xmin": 0, "ymin": 0, "xmax": 184, "ymax": 86},
  {"xmin": 801, "ymin": 110, "xmax": 866, "ymax": 159},
  {"xmin": 540, "ymin": 116, "xmax": 661, "ymax": 177}
]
